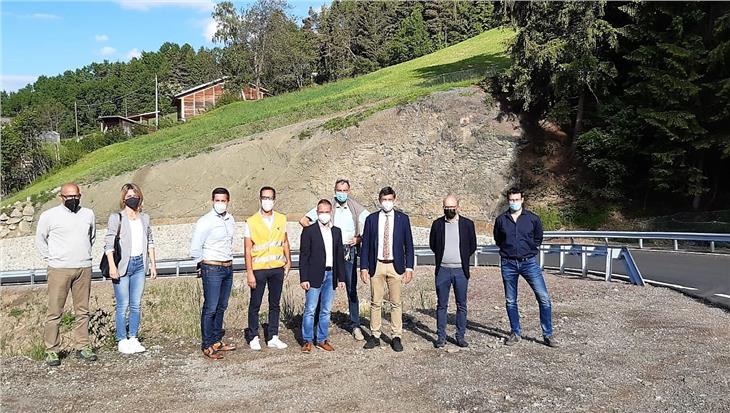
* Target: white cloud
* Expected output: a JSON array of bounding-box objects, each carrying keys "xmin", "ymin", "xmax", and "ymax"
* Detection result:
[
  {"xmin": 95, "ymin": 34, "xmax": 110, "ymax": 42},
  {"xmin": 203, "ymin": 18, "xmax": 219, "ymax": 42},
  {"xmin": 31, "ymin": 13, "xmax": 61, "ymax": 20},
  {"xmin": 99, "ymin": 46, "xmax": 117, "ymax": 56},
  {"xmin": 126, "ymin": 48, "xmax": 142, "ymax": 60},
  {"xmin": 0, "ymin": 75, "xmax": 38, "ymax": 92},
  {"xmin": 116, "ymin": 0, "xmax": 215, "ymax": 12}
]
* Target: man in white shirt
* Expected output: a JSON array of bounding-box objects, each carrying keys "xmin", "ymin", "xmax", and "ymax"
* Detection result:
[
  {"xmin": 35, "ymin": 182, "xmax": 97, "ymax": 366},
  {"xmin": 190, "ymin": 187, "xmax": 237, "ymax": 360}
]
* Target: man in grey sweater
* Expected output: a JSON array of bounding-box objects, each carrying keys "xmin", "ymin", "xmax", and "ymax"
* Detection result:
[{"xmin": 35, "ymin": 182, "xmax": 97, "ymax": 366}]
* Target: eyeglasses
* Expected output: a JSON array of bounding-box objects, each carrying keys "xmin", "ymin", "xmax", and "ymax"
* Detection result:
[{"xmin": 61, "ymin": 194, "xmax": 81, "ymax": 200}]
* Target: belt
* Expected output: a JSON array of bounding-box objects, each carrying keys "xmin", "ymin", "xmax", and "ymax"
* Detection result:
[
  {"xmin": 201, "ymin": 260, "xmax": 233, "ymax": 267},
  {"xmin": 325, "ymin": 266, "xmax": 333, "ymax": 271},
  {"xmin": 378, "ymin": 259, "xmax": 394, "ymax": 264},
  {"xmin": 505, "ymin": 255, "xmax": 535, "ymax": 262}
]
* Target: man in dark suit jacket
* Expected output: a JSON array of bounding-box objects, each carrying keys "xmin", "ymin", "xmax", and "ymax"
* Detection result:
[
  {"xmin": 429, "ymin": 194, "xmax": 477, "ymax": 348},
  {"xmin": 360, "ymin": 186, "xmax": 414, "ymax": 352},
  {"xmin": 299, "ymin": 199, "xmax": 345, "ymax": 353}
]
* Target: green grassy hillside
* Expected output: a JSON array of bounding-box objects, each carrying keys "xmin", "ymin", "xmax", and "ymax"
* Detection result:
[{"xmin": 4, "ymin": 28, "xmax": 512, "ymax": 205}]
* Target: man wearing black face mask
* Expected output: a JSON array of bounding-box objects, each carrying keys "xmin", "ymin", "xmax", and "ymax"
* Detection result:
[
  {"xmin": 35, "ymin": 182, "xmax": 97, "ymax": 366},
  {"xmin": 428, "ymin": 194, "xmax": 477, "ymax": 348}
]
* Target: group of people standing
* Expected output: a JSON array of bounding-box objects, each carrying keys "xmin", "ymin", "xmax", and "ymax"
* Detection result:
[{"xmin": 34, "ymin": 179, "xmax": 557, "ymax": 366}]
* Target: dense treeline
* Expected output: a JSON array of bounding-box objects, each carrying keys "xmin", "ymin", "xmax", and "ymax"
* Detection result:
[
  {"xmin": 1, "ymin": 0, "xmax": 498, "ymax": 196},
  {"xmin": 494, "ymin": 1, "xmax": 730, "ymax": 211}
]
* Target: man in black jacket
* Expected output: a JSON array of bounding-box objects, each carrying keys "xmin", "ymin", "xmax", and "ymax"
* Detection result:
[
  {"xmin": 493, "ymin": 188, "xmax": 558, "ymax": 348},
  {"xmin": 299, "ymin": 199, "xmax": 345, "ymax": 353},
  {"xmin": 429, "ymin": 194, "xmax": 477, "ymax": 348}
]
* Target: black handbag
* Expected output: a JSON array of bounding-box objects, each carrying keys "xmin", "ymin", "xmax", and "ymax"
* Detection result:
[{"xmin": 100, "ymin": 212, "xmax": 122, "ymax": 279}]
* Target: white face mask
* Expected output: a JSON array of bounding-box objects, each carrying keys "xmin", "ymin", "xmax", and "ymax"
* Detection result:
[
  {"xmin": 317, "ymin": 213, "xmax": 331, "ymax": 225},
  {"xmin": 213, "ymin": 201, "xmax": 227, "ymax": 214},
  {"xmin": 261, "ymin": 199, "xmax": 274, "ymax": 212},
  {"xmin": 381, "ymin": 200, "xmax": 394, "ymax": 212}
]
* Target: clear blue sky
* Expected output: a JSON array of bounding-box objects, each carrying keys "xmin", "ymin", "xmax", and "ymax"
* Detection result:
[{"xmin": 1, "ymin": 0, "xmax": 327, "ymax": 92}]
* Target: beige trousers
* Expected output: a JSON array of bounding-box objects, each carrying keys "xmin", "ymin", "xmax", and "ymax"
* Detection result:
[
  {"xmin": 44, "ymin": 266, "xmax": 92, "ymax": 351},
  {"xmin": 369, "ymin": 262, "xmax": 403, "ymax": 338}
]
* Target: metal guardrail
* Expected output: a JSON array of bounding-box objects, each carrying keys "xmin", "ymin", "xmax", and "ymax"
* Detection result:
[
  {"xmin": 2, "ymin": 243, "xmax": 644, "ymax": 286},
  {"xmin": 543, "ymin": 231, "xmax": 730, "ymax": 252}
]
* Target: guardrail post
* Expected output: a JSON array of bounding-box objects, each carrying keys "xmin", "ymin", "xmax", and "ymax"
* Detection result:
[
  {"xmin": 176, "ymin": 262, "xmax": 180, "ymax": 277},
  {"xmin": 605, "ymin": 252, "xmax": 612, "ymax": 282},
  {"xmin": 539, "ymin": 249, "xmax": 544, "ymax": 269},
  {"xmin": 673, "ymin": 239, "xmax": 678, "ymax": 251},
  {"xmin": 559, "ymin": 247, "xmax": 565, "ymax": 274},
  {"xmin": 581, "ymin": 251, "xmax": 587, "ymax": 277},
  {"xmin": 639, "ymin": 239, "xmax": 643, "ymax": 249},
  {"xmin": 710, "ymin": 241, "xmax": 715, "ymax": 253},
  {"xmin": 474, "ymin": 253, "xmax": 478, "ymax": 267},
  {"xmin": 414, "ymin": 255, "xmax": 418, "ymax": 267},
  {"xmin": 31, "ymin": 270, "xmax": 35, "ymax": 286}
]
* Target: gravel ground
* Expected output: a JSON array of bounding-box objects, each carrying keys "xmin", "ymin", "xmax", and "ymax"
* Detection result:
[
  {"xmin": 1, "ymin": 267, "xmax": 728, "ymax": 412},
  {"xmin": 0, "ymin": 223, "xmax": 493, "ymax": 271}
]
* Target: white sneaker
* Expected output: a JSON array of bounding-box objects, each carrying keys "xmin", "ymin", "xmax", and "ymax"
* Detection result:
[
  {"xmin": 249, "ymin": 336, "xmax": 262, "ymax": 351},
  {"xmin": 117, "ymin": 339, "xmax": 135, "ymax": 354},
  {"xmin": 267, "ymin": 335, "xmax": 288, "ymax": 349},
  {"xmin": 127, "ymin": 337, "xmax": 146, "ymax": 353},
  {"xmin": 353, "ymin": 328, "xmax": 365, "ymax": 341}
]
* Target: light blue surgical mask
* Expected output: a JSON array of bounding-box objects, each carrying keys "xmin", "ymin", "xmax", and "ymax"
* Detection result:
[
  {"xmin": 335, "ymin": 192, "xmax": 348, "ymax": 203},
  {"xmin": 509, "ymin": 201, "xmax": 523, "ymax": 212}
]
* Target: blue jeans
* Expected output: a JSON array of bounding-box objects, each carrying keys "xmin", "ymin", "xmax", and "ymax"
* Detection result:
[
  {"xmin": 302, "ymin": 271, "xmax": 335, "ymax": 343},
  {"xmin": 500, "ymin": 256, "xmax": 553, "ymax": 337},
  {"xmin": 200, "ymin": 263, "xmax": 233, "ymax": 349},
  {"xmin": 435, "ymin": 267, "xmax": 469, "ymax": 341},
  {"xmin": 113, "ymin": 255, "xmax": 145, "ymax": 341}
]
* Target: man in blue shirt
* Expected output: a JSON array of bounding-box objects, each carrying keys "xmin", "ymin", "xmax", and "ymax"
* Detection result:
[{"xmin": 493, "ymin": 188, "xmax": 558, "ymax": 348}]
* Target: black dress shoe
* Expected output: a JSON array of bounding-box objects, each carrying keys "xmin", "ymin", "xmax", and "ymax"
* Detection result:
[
  {"xmin": 543, "ymin": 335, "xmax": 559, "ymax": 348},
  {"xmin": 434, "ymin": 338, "xmax": 446, "ymax": 348},
  {"xmin": 391, "ymin": 337, "xmax": 404, "ymax": 352},
  {"xmin": 455, "ymin": 338, "xmax": 469, "ymax": 348},
  {"xmin": 363, "ymin": 336, "xmax": 381, "ymax": 349}
]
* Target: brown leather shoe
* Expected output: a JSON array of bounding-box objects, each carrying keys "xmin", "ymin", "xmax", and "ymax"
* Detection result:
[
  {"xmin": 302, "ymin": 342, "xmax": 313, "ymax": 353},
  {"xmin": 202, "ymin": 346, "xmax": 224, "ymax": 360},
  {"xmin": 212, "ymin": 341, "xmax": 237, "ymax": 351},
  {"xmin": 316, "ymin": 340, "xmax": 335, "ymax": 351}
]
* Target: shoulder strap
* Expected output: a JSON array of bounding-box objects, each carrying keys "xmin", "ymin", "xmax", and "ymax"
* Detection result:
[{"xmin": 116, "ymin": 212, "xmax": 122, "ymax": 237}]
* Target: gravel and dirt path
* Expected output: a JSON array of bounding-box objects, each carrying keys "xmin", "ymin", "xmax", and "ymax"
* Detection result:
[{"xmin": 1, "ymin": 267, "xmax": 728, "ymax": 412}]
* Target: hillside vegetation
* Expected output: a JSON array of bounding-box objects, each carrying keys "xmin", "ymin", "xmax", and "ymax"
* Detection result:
[{"xmin": 3, "ymin": 28, "xmax": 512, "ymax": 206}]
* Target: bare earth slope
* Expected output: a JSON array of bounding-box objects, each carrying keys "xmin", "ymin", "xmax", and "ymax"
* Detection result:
[
  {"xmin": 39, "ymin": 87, "xmax": 519, "ymax": 226},
  {"xmin": 1, "ymin": 267, "xmax": 728, "ymax": 412}
]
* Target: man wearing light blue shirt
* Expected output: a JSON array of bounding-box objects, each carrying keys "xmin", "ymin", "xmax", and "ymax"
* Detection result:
[
  {"xmin": 299, "ymin": 179, "xmax": 369, "ymax": 341},
  {"xmin": 190, "ymin": 187, "xmax": 237, "ymax": 359}
]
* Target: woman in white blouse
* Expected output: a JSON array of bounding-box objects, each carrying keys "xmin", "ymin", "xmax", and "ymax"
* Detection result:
[{"xmin": 105, "ymin": 183, "xmax": 157, "ymax": 354}]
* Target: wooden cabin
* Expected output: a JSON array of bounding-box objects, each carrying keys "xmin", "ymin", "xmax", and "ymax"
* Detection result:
[
  {"xmin": 173, "ymin": 77, "xmax": 226, "ymax": 121},
  {"xmin": 98, "ymin": 115, "xmax": 142, "ymax": 136}
]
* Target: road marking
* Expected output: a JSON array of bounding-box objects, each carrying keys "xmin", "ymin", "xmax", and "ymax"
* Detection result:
[
  {"xmin": 713, "ymin": 293, "xmax": 730, "ymax": 299},
  {"xmin": 643, "ymin": 279, "xmax": 698, "ymax": 291}
]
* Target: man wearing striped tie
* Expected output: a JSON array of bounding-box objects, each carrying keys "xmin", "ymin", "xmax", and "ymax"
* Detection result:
[{"xmin": 360, "ymin": 186, "xmax": 415, "ymax": 352}]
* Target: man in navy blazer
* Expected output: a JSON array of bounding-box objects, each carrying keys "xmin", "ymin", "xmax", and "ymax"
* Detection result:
[
  {"xmin": 429, "ymin": 194, "xmax": 477, "ymax": 348},
  {"xmin": 360, "ymin": 186, "xmax": 414, "ymax": 352},
  {"xmin": 299, "ymin": 199, "xmax": 346, "ymax": 353}
]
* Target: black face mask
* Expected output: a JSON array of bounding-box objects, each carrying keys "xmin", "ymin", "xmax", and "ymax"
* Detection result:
[
  {"xmin": 444, "ymin": 209, "xmax": 457, "ymax": 220},
  {"xmin": 64, "ymin": 198, "xmax": 80, "ymax": 213},
  {"xmin": 124, "ymin": 197, "xmax": 141, "ymax": 210}
]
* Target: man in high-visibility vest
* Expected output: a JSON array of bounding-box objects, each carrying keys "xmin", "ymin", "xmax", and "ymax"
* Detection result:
[{"xmin": 244, "ymin": 186, "xmax": 293, "ymax": 351}]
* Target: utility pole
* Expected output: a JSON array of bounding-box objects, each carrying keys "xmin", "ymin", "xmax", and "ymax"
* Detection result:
[
  {"xmin": 74, "ymin": 101, "xmax": 79, "ymax": 139},
  {"xmin": 155, "ymin": 75, "xmax": 159, "ymax": 127}
]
